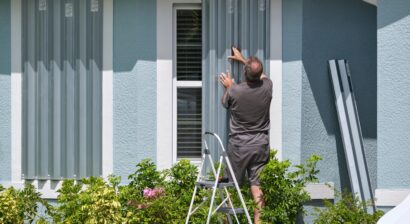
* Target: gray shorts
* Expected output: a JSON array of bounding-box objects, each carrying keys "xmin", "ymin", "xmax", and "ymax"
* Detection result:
[{"xmin": 224, "ymin": 143, "xmax": 270, "ymax": 186}]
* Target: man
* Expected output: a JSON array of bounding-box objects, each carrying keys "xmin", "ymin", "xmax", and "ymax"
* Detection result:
[{"xmin": 219, "ymin": 47, "xmax": 272, "ymax": 224}]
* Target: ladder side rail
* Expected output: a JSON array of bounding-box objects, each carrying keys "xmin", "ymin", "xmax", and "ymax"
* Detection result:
[
  {"xmin": 224, "ymin": 155, "xmax": 253, "ymax": 224},
  {"xmin": 186, "ymin": 138, "xmax": 213, "ymax": 224},
  {"xmin": 223, "ymin": 187, "xmax": 240, "ymax": 224},
  {"xmin": 207, "ymin": 131, "xmax": 253, "ymax": 224},
  {"xmin": 204, "ymin": 136, "xmax": 219, "ymax": 179},
  {"xmin": 218, "ymin": 189, "xmax": 234, "ymax": 224},
  {"xmin": 206, "ymin": 155, "xmax": 224, "ymax": 224}
]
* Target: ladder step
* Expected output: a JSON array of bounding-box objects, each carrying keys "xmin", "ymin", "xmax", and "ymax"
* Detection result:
[
  {"xmin": 196, "ymin": 180, "xmax": 235, "ymax": 188},
  {"xmin": 216, "ymin": 207, "xmax": 245, "ymax": 214}
]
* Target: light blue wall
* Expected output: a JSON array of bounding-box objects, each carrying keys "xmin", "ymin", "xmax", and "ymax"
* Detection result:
[
  {"xmin": 113, "ymin": 0, "xmax": 157, "ymax": 182},
  {"xmin": 282, "ymin": 0, "xmax": 303, "ymax": 165},
  {"xmin": 282, "ymin": 0, "xmax": 377, "ymax": 193},
  {"xmin": 301, "ymin": 0, "xmax": 377, "ymax": 192},
  {"xmin": 378, "ymin": 0, "xmax": 410, "ymax": 188},
  {"xmin": 0, "ymin": 0, "xmax": 11, "ymax": 182}
]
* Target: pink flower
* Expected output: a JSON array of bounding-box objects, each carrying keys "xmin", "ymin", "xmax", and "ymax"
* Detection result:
[{"xmin": 143, "ymin": 187, "xmax": 165, "ymax": 199}]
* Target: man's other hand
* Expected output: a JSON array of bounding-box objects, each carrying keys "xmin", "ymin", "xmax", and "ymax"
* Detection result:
[
  {"xmin": 219, "ymin": 71, "xmax": 234, "ymax": 89},
  {"xmin": 228, "ymin": 46, "xmax": 247, "ymax": 64}
]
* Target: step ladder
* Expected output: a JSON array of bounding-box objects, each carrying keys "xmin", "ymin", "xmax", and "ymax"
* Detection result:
[{"xmin": 185, "ymin": 132, "xmax": 252, "ymax": 224}]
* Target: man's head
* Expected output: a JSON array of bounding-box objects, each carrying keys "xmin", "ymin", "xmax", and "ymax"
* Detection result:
[{"xmin": 244, "ymin": 56, "xmax": 263, "ymax": 82}]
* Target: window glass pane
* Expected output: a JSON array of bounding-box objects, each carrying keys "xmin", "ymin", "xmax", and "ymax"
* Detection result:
[
  {"xmin": 177, "ymin": 88, "xmax": 202, "ymax": 158},
  {"xmin": 176, "ymin": 9, "xmax": 202, "ymax": 81}
]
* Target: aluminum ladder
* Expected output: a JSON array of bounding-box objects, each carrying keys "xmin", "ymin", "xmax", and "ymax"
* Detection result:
[{"xmin": 185, "ymin": 132, "xmax": 252, "ymax": 224}]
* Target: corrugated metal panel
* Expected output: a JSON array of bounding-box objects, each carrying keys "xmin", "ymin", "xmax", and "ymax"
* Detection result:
[
  {"xmin": 22, "ymin": 0, "xmax": 102, "ymax": 180},
  {"xmin": 202, "ymin": 0, "xmax": 270, "ymax": 156}
]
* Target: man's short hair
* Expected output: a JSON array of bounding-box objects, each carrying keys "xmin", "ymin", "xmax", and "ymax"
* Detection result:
[{"xmin": 244, "ymin": 56, "xmax": 263, "ymax": 82}]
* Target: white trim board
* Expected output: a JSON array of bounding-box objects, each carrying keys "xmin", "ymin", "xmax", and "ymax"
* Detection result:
[
  {"xmin": 102, "ymin": 0, "xmax": 114, "ymax": 178},
  {"xmin": 11, "ymin": 0, "xmax": 22, "ymax": 184},
  {"xmin": 269, "ymin": 0, "xmax": 283, "ymax": 160},
  {"xmin": 375, "ymin": 189, "xmax": 410, "ymax": 207},
  {"xmin": 10, "ymin": 0, "xmax": 113, "ymax": 190},
  {"xmin": 306, "ymin": 182, "xmax": 335, "ymax": 200}
]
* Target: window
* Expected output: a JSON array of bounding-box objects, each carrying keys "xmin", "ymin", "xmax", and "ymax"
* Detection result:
[
  {"xmin": 173, "ymin": 6, "xmax": 202, "ymax": 160},
  {"xmin": 21, "ymin": 0, "xmax": 103, "ymax": 180}
]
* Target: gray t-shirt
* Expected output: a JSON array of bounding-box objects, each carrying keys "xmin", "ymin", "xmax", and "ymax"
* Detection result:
[{"xmin": 222, "ymin": 78, "xmax": 273, "ymax": 148}]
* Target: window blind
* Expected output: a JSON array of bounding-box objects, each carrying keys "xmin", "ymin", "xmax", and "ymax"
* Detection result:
[
  {"xmin": 22, "ymin": 0, "xmax": 103, "ymax": 180},
  {"xmin": 176, "ymin": 8, "xmax": 202, "ymax": 158},
  {"xmin": 176, "ymin": 9, "xmax": 202, "ymax": 81},
  {"xmin": 177, "ymin": 88, "xmax": 202, "ymax": 158}
]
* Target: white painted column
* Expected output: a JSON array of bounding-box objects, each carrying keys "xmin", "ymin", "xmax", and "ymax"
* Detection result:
[
  {"xmin": 102, "ymin": 0, "xmax": 114, "ymax": 177},
  {"xmin": 270, "ymin": 0, "xmax": 283, "ymax": 160},
  {"xmin": 11, "ymin": 0, "xmax": 23, "ymax": 184}
]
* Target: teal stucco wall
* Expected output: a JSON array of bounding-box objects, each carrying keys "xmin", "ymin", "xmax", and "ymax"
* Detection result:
[
  {"xmin": 282, "ymin": 0, "xmax": 303, "ymax": 165},
  {"xmin": 0, "ymin": 0, "xmax": 11, "ymax": 182},
  {"xmin": 282, "ymin": 0, "xmax": 377, "ymax": 193},
  {"xmin": 113, "ymin": 0, "xmax": 157, "ymax": 182},
  {"xmin": 377, "ymin": 0, "xmax": 410, "ymax": 189}
]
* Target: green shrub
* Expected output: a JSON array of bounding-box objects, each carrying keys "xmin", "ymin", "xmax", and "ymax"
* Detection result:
[
  {"xmin": 313, "ymin": 190, "xmax": 384, "ymax": 224},
  {"xmin": 53, "ymin": 177, "xmax": 123, "ymax": 223},
  {"xmin": 121, "ymin": 159, "xmax": 216, "ymax": 223},
  {"xmin": 0, "ymin": 183, "xmax": 51, "ymax": 224},
  {"xmin": 0, "ymin": 187, "xmax": 20, "ymax": 223},
  {"xmin": 260, "ymin": 150, "xmax": 322, "ymax": 224},
  {"xmin": 0, "ymin": 155, "xmax": 328, "ymax": 224},
  {"xmin": 128, "ymin": 158, "xmax": 165, "ymax": 191}
]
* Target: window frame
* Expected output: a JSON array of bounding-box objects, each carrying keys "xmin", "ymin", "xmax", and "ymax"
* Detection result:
[{"xmin": 172, "ymin": 4, "xmax": 203, "ymax": 164}]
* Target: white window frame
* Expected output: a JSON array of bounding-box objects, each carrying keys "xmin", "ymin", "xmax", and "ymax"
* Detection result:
[
  {"xmin": 10, "ymin": 0, "xmax": 113, "ymax": 198},
  {"xmin": 270, "ymin": 0, "xmax": 283, "ymax": 160},
  {"xmin": 172, "ymin": 5, "xmax": 203, "ymax": 164},
  {"xmin": 157, "ymin": 0, "xmax": 201, "ymax": 170}
]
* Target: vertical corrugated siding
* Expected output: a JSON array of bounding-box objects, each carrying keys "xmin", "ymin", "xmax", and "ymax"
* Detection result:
[
  {"xmin": 22, "ymin": 0, "xmax": 102, "ymax": 180},
  {"xmin": 202, "ymin": 0, "xmax": 270, "ymax": 156}
]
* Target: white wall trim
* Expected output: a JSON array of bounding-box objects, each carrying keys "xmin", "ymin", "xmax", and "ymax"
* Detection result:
[
  {"xmin": 306, "ymin": 182, "xmax": 335, "ymax": 200},
  {"xmin": 11, "ymin": 0, "xmax": 23, "ymax": 185},
  {"xmin": 269, "ymin": 0, "xmax": 283, "ymax": 160},
  {"xmin": 375, "ymin": 189, "xmax": 410, "ymax": 207},
  {"xmin": 102, "ymin": 0, "xmax": 114, "ymax": 178},
  {"xmin": 176, "ymin": 81, "xmax": 202, "ymax": 88},
  {"xmin": 156, "ymin": 0, "xmax": 201, "ymax": 170}
]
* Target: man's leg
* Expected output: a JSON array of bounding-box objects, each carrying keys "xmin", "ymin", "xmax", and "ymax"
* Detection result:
[
  {"xmin": 248, "ymin": 145, "xmax": 269, "ymax": 224},
  {"xmin": 251, "ymin": 185, "xmax": 264, "ymax": 224}
]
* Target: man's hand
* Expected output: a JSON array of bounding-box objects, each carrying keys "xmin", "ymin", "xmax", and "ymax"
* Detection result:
[
  {"xmin": 228, "ymin": 46, "xmax": 247, "ymax": 64},
  {"xmin": 219, "ymin": 71, "xmax": 235, "ymax": 89}
]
